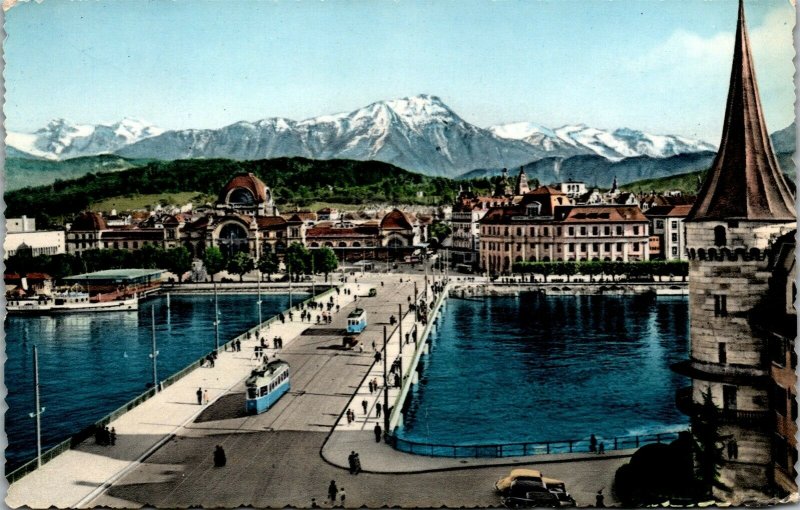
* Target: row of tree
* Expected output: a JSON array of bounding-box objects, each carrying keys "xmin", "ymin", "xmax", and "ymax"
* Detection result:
[
  {"xmin": 6, "ymin": 245, "xmax": 194, "ymax": 281},
  {"xmin": 199, "ymin": 244, "xmax": 339, "ymax": 282},
  {"xmin": 7, "ymin": 243, "xmax": 341, "ymax": 284},
  {"xmin": 510, "ymin": 260, "xmax": 689, "ymax": 281}
]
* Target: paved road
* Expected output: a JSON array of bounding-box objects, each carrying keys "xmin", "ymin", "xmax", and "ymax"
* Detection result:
[{"xmin": 91, "ymin": 274, "xmax": 625, "ymax": 508}]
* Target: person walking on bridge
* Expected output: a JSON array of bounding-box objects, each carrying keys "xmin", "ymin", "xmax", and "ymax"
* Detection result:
[
  {"xmin": 196, "ymin": 387, "xmax": 203, "ymax": 405},
  {"xmin": 327, "ymin": 481, "xmax": 338, "ymax": 504},
  {"xmin": 361, "ymin": 399, "xmax": 368, "ymax": 415},
  {"xmin": 374, "ymin": 423, "xmax": 382, "ymax": 443},
  {"xmin": 375, "ymin": 402, "xmax": 382, "ymax": 418}
]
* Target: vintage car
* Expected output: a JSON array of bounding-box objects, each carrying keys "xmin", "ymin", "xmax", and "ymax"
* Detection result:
[
  {"xmin": 495, "ymin": 469, "xmax": 544, "ymax": 494},
  {"xmin": 542, "ymin": 478, "xmax": 576, "ymax": 507},
  {"xmin": 502, "ymin": 480, "xmax": 560, "ymax": 508}
]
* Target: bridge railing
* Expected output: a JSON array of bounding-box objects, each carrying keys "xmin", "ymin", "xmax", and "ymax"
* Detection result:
[{"xmin": 391, "ymin": 430, "xmax": 687, "ymax": 458}]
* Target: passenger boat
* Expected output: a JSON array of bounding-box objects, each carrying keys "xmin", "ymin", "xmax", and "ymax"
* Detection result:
[
  {"xmin": 346, "ymin": 308, "xmax": 367, "ymax": 334},
  {"xmin": 7, "ymin": 292, "xmax": 139, "ymax": 314},
  {"xmin": 245, "ymin": 359, "xmax": 290, "ymax": 415}
]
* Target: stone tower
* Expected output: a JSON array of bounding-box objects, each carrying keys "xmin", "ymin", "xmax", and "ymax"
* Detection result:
[
  {"xmin": 515, "ymin": 167, "xmax": 530, "ymax": 195},
  {"xmin": 494, "ymin": 168, "xmax": 513, "ymax": 197},
  {"xmin": 677, "ymin": 0, "xmax": 795, "ymax": 501}
]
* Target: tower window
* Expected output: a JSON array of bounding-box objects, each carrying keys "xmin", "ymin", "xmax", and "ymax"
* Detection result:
[
  {"xmin": 714, "ymin": 295, "xmax": 728, "ymax": 317},
  {"xmin": 714, "ymin": 225, "xmax": 727, "ymax": 247},
  {"xmin": 718, "ymin": 343, "xmax": 727, "ymax": 364}
]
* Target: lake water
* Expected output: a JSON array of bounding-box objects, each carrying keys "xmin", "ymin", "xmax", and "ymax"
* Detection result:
[
  {"xmin": 396, "ymin": 293, "xmax": 690, "ymax": 450},
  {"xmin": 4, "ymin": 293, "xmax": 305, "ymax": 472}
]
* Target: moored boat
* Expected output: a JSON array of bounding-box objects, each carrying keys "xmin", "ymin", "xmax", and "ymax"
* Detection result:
[{"xmin": 7, "ymin": 292, "xmax": 139, "ymax": 314}]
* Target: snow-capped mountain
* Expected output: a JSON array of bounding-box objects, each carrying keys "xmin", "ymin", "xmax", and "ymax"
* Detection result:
[
  {"xmin": 116, "ymin": 95, "xmax": 546, "ymax": 177},
  {"xmin": 7, "ymin": 96, "xmax": 717, "ymax": 177},
  {"xmin": 7, "ymin": 118, "xmax": 164, "ymax": 160},
  {"xmin": 489, "ymin": 122, "xmax": 717, "ymax": 162}
]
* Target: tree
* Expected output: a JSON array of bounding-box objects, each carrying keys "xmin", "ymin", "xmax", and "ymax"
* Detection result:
[
  {"xmin": 693, "ymin": 389, "xmax": 729, "ymax": 498},
  {"xmin": 285, "ymin": 242, "xmax": 309, "ymax": 282},
  {"xmin": 257, "ymin": 252, "xmax": 279, "ymax": 281},
  {"xmin": 429, "ymin": 221, "xmax": 452, "ymax": 244},
  {"xmin": 161, "ymin": 246, "xmax": 193, "ymax": 282},
  {"xmin": 226, "ymin": 252, "xmax": 255, "ymax": 282},
  {"xmin": 202, "ymin": 246, "xmax": 226, "ymax": 282},
  {"xmin": 313, "ymin": 246, "xmax": 339, "ymax": 282}
]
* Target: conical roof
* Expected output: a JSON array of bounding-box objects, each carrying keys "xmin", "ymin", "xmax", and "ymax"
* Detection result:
[{"xmin": 687, "ymin": 0, "xmax": 795, "ymax": 222}]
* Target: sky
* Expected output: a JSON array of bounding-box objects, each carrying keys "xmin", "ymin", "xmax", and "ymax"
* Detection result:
[{"xmin": 3, "ymin": 0, "xmax": 796, "ymax": 143}]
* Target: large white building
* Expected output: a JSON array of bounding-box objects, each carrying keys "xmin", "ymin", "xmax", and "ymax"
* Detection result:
[{"xmin": 4, "ymin": 216, "xmax": 66, "ymax": 259}]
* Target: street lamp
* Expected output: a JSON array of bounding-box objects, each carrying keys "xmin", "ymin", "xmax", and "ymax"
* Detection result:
[
  {"xmin": 150, "ymin": 305, "xmax": 159, "ymax": 391},
  {"xmin": 382, "ymin": 326, "xmax": 390, "ymax": 440},
  {"xmin": 257, "ymin": 269, "xmax": 263, "ymax": 325},
  {"xmin": 29, "ymin": 345, "xmax": 45, "ymax": 468},
  {"xmin": 213, "ymin": 281, "xmax": 220, "ymax": 352}
]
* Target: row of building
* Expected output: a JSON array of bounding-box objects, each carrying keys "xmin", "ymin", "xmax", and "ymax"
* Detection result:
[
  {"xmin": 6, "ymin": 173, "xmax": 432, "ymax": 263},
  {"xmin": 450, "ymin": 167, "xmax": 694, "ymax": 273}
]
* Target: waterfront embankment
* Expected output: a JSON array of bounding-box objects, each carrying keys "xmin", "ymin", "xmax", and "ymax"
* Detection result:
[{"xmin": 450, "ymin": 280, "xmax": 687, "ymax": 297}]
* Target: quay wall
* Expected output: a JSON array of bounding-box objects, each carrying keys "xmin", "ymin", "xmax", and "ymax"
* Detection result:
[
  {"xmin": 6, "ymin": 286, "xmax": 337, "ymax": 484},
  {"xmin": 449, "ymin": 281, "xmax": 687, "ymax": 297},
  {"xmin": 157, "ymin": 282, "xmax": 330, "ymax": 295}
]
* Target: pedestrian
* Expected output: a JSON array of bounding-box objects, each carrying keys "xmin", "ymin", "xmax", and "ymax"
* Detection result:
[
  {"xmin": 213, "ymin": 445, "xmax": 226, "ymax": 467},
  {"xmin": 203, "ymin": 389, "xmax": 209, "ymax": 404},
  {"xmin": 405, "ymin": 333, "xmax": 410, "ymax": 344},
  {"xmin": 110, "ymin": 427, "xmax": 117, "ymax": 446},
  {"xmin": 372, "ymin": 378, "xmax": 378, "ymax": 391},
  {"xmin": 374, "ymin": 423, "xmax": 382, "ymax": 443},
  {"xmin": 595, "ymin": 489, "xmax": 605, "ymax": 508},
  {"xmin": 375, "ymin": 402, "xmax": 382, "ymax": 418},
  {"xmin": 196, "ymin": 387, "xmax": 203, "ymax": 405},
  {"xmin": 372, "ymin": 340, "xmax": 376, "ymax": 351},
  {"xmin": 368, "ymin": 380, "xmax": 374, "ymax": 394},
  {"xmin": 348, "ymin": 451, "xmax": 356, "ymax": 474},
  {"xmin": 339, "ymin": 487, "xmax": 346, "ymax": 507},
  {"xmin": 361, "ymin": 399, "xmax": 368, "ymax": 415},
  {"xmin": 589, "ymin": 434, "xmax": 597, "ymax": 453},
  {"xmin": 598, "ymin": 442, "xmax": 605, "ymax": 455},
  {"xmin": 236, "ymin": 339, "xmax": 241, "ymax": 351},
  {"xmin": 328, "ymin": 481, "xmax": 338, "ymax": 504},
  {"xmin": 353, "ymin": 453, "xmax": 361, "ymax": 474},
  {"xmin": 374, "ymin": 351, "xmax": 381, "ymax": 363}
]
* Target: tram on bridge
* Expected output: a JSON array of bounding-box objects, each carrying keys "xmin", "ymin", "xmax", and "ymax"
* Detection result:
[
  {"xmin": 245, "ymin": 359, "xmax": 290, "ymax": 415},
  {"xmin": 346, "ymin": 308, "xmax": 368, "ymax": 334}
]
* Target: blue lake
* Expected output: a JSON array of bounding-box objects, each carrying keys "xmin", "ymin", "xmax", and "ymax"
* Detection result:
[
  {"xmin": 396, "ymin": 293, "xmax": 690, "ymax": 449},
  {"xmin": 4, "ymin": 293, "xmax": 305, "ymax": 472}
]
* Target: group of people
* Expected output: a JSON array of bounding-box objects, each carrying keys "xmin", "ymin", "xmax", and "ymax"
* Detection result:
[
  {"xmin": 196, "ymin": 387, "xmax": 209, "ymax": 405},
  {"xmin": 326, "ymin": 481, "xmax": 347, "ymax": 507},
  {"xmin": 346, "ymin": 451, "xmax": 362, "ymax": 474},
  {"xmin": 367, "ymin": 377, "xmax": 380, "ymax": 394},
  {"xmin": 203, "ymin": 352, "xmax": 217, "ymax": 368},
  {"xmin": 224, "ymin": 339, "xmax": 242, "ymax": 352},
  {"xmin": 94, "ymin": 425, "xmax": 117, "ymax": 446},
  {"xmin": 344, "ymin": 408, "xmax": 357, "ymax": 424},
  {"xmin": 589, "ymin": 434, "xmax": 605, "ymax": 454}
]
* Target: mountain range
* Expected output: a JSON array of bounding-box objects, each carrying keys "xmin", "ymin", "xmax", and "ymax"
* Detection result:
[{"xmin": 7, "ymin": 95, "xmax": 719, "ymax": 179}]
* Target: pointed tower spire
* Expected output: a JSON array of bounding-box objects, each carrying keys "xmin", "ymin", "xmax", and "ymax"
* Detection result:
[{"xmin": 687, "ymin": 0, "xmax": 795, "ymax": 222}]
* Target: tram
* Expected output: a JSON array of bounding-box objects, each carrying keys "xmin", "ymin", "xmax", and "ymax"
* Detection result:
[
  {"xmin": 245, "ymin": 359, "xmax": 290, "ymax": 415},
  {"xmin": 346, "ymin": 308, "xmax": 368, "ymax": 334}
]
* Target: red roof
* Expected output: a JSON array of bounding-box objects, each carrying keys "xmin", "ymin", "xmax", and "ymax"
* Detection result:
[
  {"xmin": 71, "ymin": 211, "xmax": 107, "ymax": 231},
  {"xmin": 687, "ymin": 0, "xmax": 795, "ymax": 222},
  {"xmin": 218, "ymin": 173, "xmax": 269, "ymax": 205},
  {"xmin": 558, "ymin": 205, "xmax": 648, "ymax": 223},
  {"xmin": 379, "ymin": 209, "xmax": 413, "ymax": 230},
  {"xmin": 256, "ymin": 216, "xmax": 287, "ymax": 230},
  {"xmin": 4, "ymin": 272, "xmax": 52, "ymax": 281}
]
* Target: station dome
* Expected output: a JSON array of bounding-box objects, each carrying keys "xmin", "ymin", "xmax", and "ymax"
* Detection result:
[
  {"xmin": 218, "ymin": 173, "xmax": 271, "ymax": 206},
  {"xmin": 71, "ymin": 211, "xmax": 107, "ymax": 231}
]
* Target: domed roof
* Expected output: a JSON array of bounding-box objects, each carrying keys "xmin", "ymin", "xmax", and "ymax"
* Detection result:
[
  {"xmin": 218, "ymin": 173, "xmax": 270, "ymax": 205},
  {"xmin": 380, "ymin": 209, "xmax": 413, "ymax": 230},
  {"xmin": 71, "ymin": 211, "xmax": 107, "ymax": 231}
]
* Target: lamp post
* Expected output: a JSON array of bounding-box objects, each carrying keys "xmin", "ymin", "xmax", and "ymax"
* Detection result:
[
  {"xmin": 257, "ymin": 269, "xmax": 263, "ymax": 326},
  {"xmin": 30, "ymin": 345, "xmax": 45, "ymax": 468},
  {"xmin": 382, "ymin": 326, "xmax": 389, "ymax": 440},
  {"xmin": 150, "ymin": 305, "xmax": 159, "ymax": 391},
  {"xmin": 213, "ymin": 281, "xmax": 220, "ymax": 353},
  {"xmin": 398, "ymin": 303, "xmax": 403, "ymax": 379},
  {"xmin": 311, "ymin": 252, "xmax": 316, "ymax": 297}
]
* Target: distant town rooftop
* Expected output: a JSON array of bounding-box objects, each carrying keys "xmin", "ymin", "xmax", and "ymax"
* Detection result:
[{"xmin": 63, "ymin": 269, "xmax": 164, "ymax": 284}]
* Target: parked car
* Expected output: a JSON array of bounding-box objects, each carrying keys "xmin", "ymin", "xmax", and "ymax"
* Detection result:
[
  {"xmin": 502, "ymin": 480, "xmax": 560, "ymax": 508},
  {"xmin": 495, "ymin": 469, "xmax": 544, "ymax": 494},
  {"xmin": 542, "ymin": 478, "xmax": 576, "ymax": 507}
]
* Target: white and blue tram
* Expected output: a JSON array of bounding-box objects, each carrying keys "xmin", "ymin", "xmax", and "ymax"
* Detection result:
[
  {"xmin": 245, "ymin": 359, "xmax": 290, "ymax": 415},
  {"xmin": 346, "ymin": 308, "xmax": 368, "ymax": 334}
]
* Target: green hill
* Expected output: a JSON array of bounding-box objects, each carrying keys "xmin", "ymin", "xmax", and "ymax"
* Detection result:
[
  {"xmin": 623, "ymin": 170, "xmax": 706, "ymax": 194},
  {"xmin": 4, "ymin": 157, "xmax": 456, "ymax": 226}
]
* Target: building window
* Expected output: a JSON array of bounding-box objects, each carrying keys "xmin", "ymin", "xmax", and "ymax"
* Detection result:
[
  {"xmin": 671, "ymin": 221, "xmax": 679, "ymax": 230},
  {"xmin": 568, "ymin": 243, "xmax": 575, "ymax": 252},
  {"xmin": 714, "ymin": 295, "xmax": 728, "ymax": 317},
  {"xmin": 718, "ymin": 343, "xmax": 727, "ymax": 364},
  {"xmin": 656, "ymin": 220, "xmax": 664, "ymax": 229},
  {"xmin": 133, "ymin": 241, "xmax": 139, "ymax": 249},
  {"xmin": 723, "ymin": 385, "xmax": 737, "ymax": 410},
  {"xmin": 544, "ymin": 243, "xmax": 550, "ymax": 250},
  {"xmin": 581, "ymin": 243, "xmax": 587, "ymax": 252},
  {"xmin": 592, "ymin": 226, "xmax": 599, "ymax": 236},
  {"xmin": 568, "ymin": 227, "xmax": 575, "ymax": 236},
  {"xmin": 543, "ymin": 227, "xmax": 549, "ymax": 236},
  {"xmin": 505, "ymin": 243, "xmax": 510, "ymax": 251},
  {"xmin": 672, "ymin": 247, "xmax": 678, "ymax": 256},
  {"xmin": 530, "ymin": 227, "xmax": 535, "ymax": 236},
  {"xmin": 714, "ymin": 225, "xmax": 726, "ymax": 246},
  {"xmin": 632, "ymin": 243, "xmax": 639, "ymax": 251},
  {"xmin": 633, "ymin": 226, "xmax": 640, "ymax": 235},
  {"xmin": 580, "ymin": 227, "xmax": 587, "ymax": 236},
  {"xmin": 516, "ymin": 227, "xmax": 522, "ymax": 236},
  {"xmin": 616, "ymin": 226, "xmax": 623, "ymax": 236},
  {"xmin": 671, "ymin": 233, "xmax": 678, "ymax": 243},
  {"xmin": 592, "ymin": 243, "xmax": 599, "ymax": 252},
  {"xmin": 123, "ymin": 242, "xmax": 129, "ymax": 249},
  {"xmin": 604, "ymin": 243, "xmax": 611, "ymax": 251},
  {"xmin": 556, "ymin": 227, "xmax": 562, "ymax": 237},
  {"xmin": 616, "ymin": 243, "xmax": 623, "ymax": 251},
  {"xmin": 604, "ymin": 226, "xmax": 610, "ymax": 236}
]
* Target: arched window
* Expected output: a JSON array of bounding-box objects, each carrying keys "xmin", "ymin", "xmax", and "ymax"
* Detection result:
[
  {"xmin": 229, "ymin": 188, "xmax": 255, "ymax": 205},
  {"xmin": 714, "ymin": 225, "xmax": 727, "ymax": 247}
]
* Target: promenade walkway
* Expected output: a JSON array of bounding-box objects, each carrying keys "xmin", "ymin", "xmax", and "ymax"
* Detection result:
[{"xmin": 6, "ymin": 284, "xmax": 356, "ymax": 509}]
